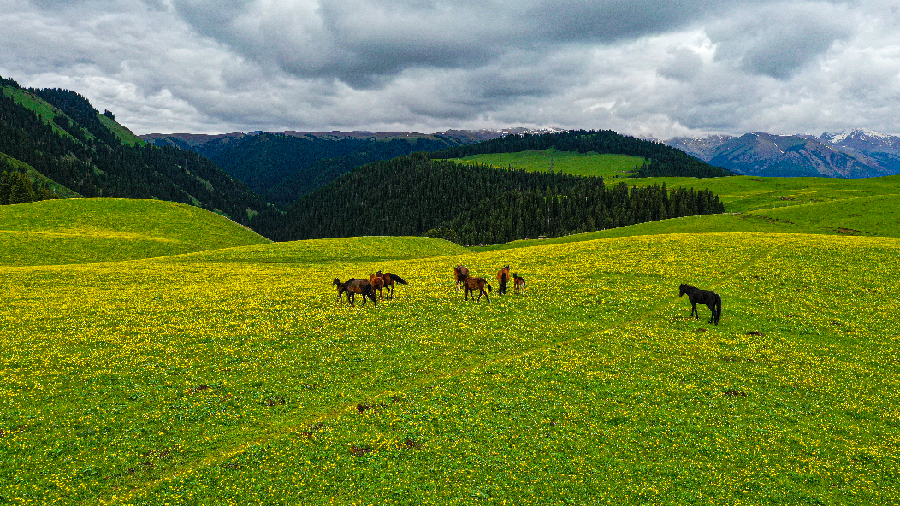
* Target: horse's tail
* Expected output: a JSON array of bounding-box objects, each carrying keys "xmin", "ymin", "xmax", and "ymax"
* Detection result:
[
  {"xmin": 388, "ymin": 274, "xmax": 408, "ymax": 285},
  {"xmin": 487, "ymin": 284, "xmax": 493, "ymax": 292}
]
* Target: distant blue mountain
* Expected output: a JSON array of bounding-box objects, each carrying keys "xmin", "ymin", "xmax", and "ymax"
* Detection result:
[{"xmin": 665, "ymin": 129, "xmax": 900, "ymax": 178}]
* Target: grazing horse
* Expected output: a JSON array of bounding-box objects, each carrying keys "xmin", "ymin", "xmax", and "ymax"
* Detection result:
[
  {"xmin": 512, "ymin": 273, "xmax": 526, "ymax": 294},
  {"xmin": 497, "ymin": 265, "xmax": 510, "ymax": 295},
  {"xmin": 341, "ymin": 278, "xmax": 377, "ymax": 307},
  {"xmin": 679, "ymin": 284, "xmax": 721, "ymax": 325},
  {"xmin": 369, "ymin": 273, "xmax": 385, "ymax": 300},
  {"xmin": 462, "ymin": 275, "xmax": 492, "ymax": 303},
  {"xmin": 453, "ymin": 265, "xmax": 470, "ymax": 291},
  {"xmin": 376, "ymin": 270, "xmax": 408, "ymax": 299},
  {"xmin": 333, "ymin": 278, "xmax": 348, "ymax": 301}
]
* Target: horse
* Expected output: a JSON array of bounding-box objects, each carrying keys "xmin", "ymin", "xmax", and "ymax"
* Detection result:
[
  {"xmin": 462, "ymin": 275, "xmax": 492, "ymax": 303},
  {"xmin": 341, "ymin": 278, "xmax": 377, "ymax": 307},
  {"xmin": 376, "ymin": 270, "xmax": 408, "ymax": 299},
  {"xmin": 497, "ymin": 265, "xmax": 510, "ymax": 295},
  {"xmin": 512, "ymin": 273, "xmax": 526, "ymax": 294},
  {"xmin": 679, "ymin": 284, "xmax": 721, "ymax": 325},
  {"xmin": 453, "ymin": 265, "xmax": 470, "ymax": 291},
  {"xmin": 333, "ymin": 278, "xmax": 348, "ymax": 301},
  {"xmin": 369, "ymin": 273, "xmax": 385, "ymax": 300}
]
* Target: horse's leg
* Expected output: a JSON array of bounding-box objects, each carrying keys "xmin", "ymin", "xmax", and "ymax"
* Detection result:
[{"xmin": 691, "ymin": 302, "xmax": 699, "ymax": 319}]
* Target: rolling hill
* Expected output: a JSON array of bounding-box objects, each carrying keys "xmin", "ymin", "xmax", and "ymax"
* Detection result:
[{"xmin": 0, "ymin": 198, "xmax": 268, "ymax": 266}]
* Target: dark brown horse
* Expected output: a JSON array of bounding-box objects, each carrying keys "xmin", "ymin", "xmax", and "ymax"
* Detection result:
[
  {"xmin": 512, "ymin": 273, "xmax": 526, "ymax": 294},
  {"xmin": 462, "ymin": 275, "xmax": 492, "ymax": 303},
  {"xmin": 369, "ymin": 273, "xmax": 385, "ymax": 300},
  {"xmin": 333, "ymin": 278, "xmax": 348, "ymax": 301},
  {"xmin": 497, "ymin": 265, "xmax": 510, "ymax": 295},
  {"xmin": 453, "ymin": 265, "xmax": 470, "ymax": 291},
  {"xmin": 376, "ymin": 270, "xmax": 408, "ymax": 299},
  {"xmin": 679, "ymin": 284, "xmax": 721, "ymax": 325},
  {"xmin": 337, "ymin": 278, "xmax": 377, "ymax": 307}
]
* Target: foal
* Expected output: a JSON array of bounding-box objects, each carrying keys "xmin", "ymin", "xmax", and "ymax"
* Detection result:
[
  {"xmin": 678, "ymin": 284, "xmax": 721, "ymax": 325},
  {"xmin": 512, "ymin": 273, "xmax": 526, "ymax": 294},
  {"xmin": 462, "ymin": 275, "xmax": 492, "ymax": 303}
]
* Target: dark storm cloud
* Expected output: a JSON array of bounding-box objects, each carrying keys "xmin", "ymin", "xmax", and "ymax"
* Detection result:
[{"xmin": 2, "ymin": 0, "xmax": 899, "ymax": 136}]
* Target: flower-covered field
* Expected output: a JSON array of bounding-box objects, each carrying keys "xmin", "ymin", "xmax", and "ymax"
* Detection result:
[{"xmin": 1, "ymin": 232, "xmax": 898, "ymax": 504}]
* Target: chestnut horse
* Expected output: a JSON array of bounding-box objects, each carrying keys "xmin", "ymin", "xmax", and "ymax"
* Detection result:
[
  {"xmin": 453, "ymin": 265, "xmax": 470, "ymax": 291},
  {"xmin": 462, "ymin": 275, "xmax": 492, "ymax": 303},
  {"xmin": 496, "ymin": 265, "xmax": 510, "ymax": 295},
  {"xmin": 512, "ymin": 273, "xmax": 526, "ymax": 294},
  {"xmin": 369, "ymin": 273, "xmax": 385, "ymax": 300},
  {"xmin": 376, "ymin": 270, "xmax": 408, "ymax": 299}
]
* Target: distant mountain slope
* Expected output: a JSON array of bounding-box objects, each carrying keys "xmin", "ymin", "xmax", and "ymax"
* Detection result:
[
  {"xmin": 667, "ymin": 129, "xmax": 900, "ymax": 178},
  {"xmin": 142, "ymin": 131, "xmax": 471, "ymax": 206},
  {"xmin": 0, "ymin": 198, "xmax": 268, "ymax": 266},
  {"xmin": 0, "ymin": 75, "xmax": 269, "ymax": 230}
]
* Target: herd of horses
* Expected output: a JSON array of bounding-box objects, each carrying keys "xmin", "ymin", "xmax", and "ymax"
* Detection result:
[
  {"xmin": 332, "ymin": 270, "xmax": 408, "ymax": 307},
  {"xmin": 333, "ymin": 267, "xmax": 722, "ymax": 325}
]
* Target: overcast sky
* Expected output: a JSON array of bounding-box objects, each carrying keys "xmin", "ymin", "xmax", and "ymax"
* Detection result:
[{"xmin": 2, "ymin": 0, "xmax": 899, "ymax": 138}]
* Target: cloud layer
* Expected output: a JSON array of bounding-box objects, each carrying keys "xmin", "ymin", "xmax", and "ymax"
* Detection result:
[{"xmin": 2, "ymin": 0, "xmax": 899, "ymax": 137}]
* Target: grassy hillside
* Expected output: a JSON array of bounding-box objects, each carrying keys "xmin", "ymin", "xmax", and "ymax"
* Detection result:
[
  {"xmin": 473, "ymin": 193, "xmax": 900, "ymax": 251},
  {"xmin": 0, "ymin": 199, "xmax": 269, "ymax": 265},
  {"xmin": 459, "ymin": 150, "xmax": 900, "ymax": 213},
  {"xmin": 1, "ymin": 232, "xmax": 897, "ymax": 504},
  {"xmin": 453, "ymin": 149, "xmax": 646, "ymax": 179}
]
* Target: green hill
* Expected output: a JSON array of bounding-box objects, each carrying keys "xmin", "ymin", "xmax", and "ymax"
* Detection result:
[
  {"xmin": 0, "ymin": 198, "xmax": 268, "ymax": 265},
  {"xmin": 1, "ymin": 75, "xmax": 270, "ymax": 231}
]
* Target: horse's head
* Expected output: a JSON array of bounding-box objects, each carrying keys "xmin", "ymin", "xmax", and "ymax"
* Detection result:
[
  {"xmin": 678, "ymin": 284, "xmax": 692, "ymax": 297},
  {"xmin": 333, "ymin": 278, "xmax": 341, "ymax": 286}
]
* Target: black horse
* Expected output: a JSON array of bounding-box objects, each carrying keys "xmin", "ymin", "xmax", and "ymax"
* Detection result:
[{"xmin": 679, "ymin": 284, "xmax": 721, "ymax": 325}]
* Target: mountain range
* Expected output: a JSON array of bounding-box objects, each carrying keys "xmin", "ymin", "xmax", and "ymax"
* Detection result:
[{"xmin": 665, "ymin": 129, "xmax": 900, "ymax": 178}]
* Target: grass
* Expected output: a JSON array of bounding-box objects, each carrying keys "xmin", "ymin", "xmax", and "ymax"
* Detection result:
[
  {"xmin": 98, "ymin": 114, "xmax": 145, "ymax": 146},
  {"xmin": 0, "ymin": 199, "xmax": 269, "ymax": 265},
  {"xmin": 2, "ymin": 226, "xmax": 899, "ymax": 504},
  {"xmin": 452, "ymin": 148, "xmax": 645, "ymax": 179},
  {"xmin": 1, "ymin": 178, "xmax": 899, "ymax": 504}
]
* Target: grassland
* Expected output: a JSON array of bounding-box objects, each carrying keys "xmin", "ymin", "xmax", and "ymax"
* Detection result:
[
  {"xmin": 0, "ymin": 199, "xmax": 268, "ymax": 265},
  {"xmin": 453, "ymin": 148, "xmax": 646, "ymax": 179},
  {"xmin": 1, "ymin": 196, "xmax": 899, "ymax": 504}
]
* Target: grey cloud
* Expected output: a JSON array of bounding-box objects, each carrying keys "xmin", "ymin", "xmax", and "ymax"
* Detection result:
[
  {"xmin": 3, "ymin": 0, "xmax": 900, "ymax": 137},
  {"xmin": 708, "ymin": 4, "xmax": 854, "ymax": 79}
]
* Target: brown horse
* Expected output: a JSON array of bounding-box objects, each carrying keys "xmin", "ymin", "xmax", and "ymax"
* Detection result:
[
  {"xmin": 512, "ymin": 273, "xmax": 526, "ymax": 294},
  {"xmin": 462, "ymin": 275, "xmax": 492, "ymax": 303},
  {"xmin": 497, "ymin": 265, "xmax": 510, "ymax": 295},
  {"xmin": 454, "ymin": 265, "xmax": 470, "ymax": 291},
  {"xmin": 376, "ymin": 270, "xmax": 408, "ymax": 299},
  {"xmin": 369, "ymin": 273, "xmax": 385, "ymax": 300},
  {"xmin": 333, "ymin": 278, "xmax": 348, "ymax": 301},
  {"xmin": 339, "ymin": 278, "xmax": 377, "ymax": 307}
]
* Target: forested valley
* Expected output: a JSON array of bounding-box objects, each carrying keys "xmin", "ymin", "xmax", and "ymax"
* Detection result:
[{"xmin": 260, "ymin": 153, "xmax": 724, "ymax": 245}]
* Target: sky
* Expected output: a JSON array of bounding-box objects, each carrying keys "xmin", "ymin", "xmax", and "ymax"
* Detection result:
[{"xmin": 2, "ymin": 0, "xmax": 899, "ymax": 138}]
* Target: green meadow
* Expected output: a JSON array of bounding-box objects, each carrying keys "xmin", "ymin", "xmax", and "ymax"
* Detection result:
[
  {"xmin": 1, "ymin": 187, "xmax": 899, "ymax": 504},
  {"xmin": 453, "ymin": 149, "xmax": 646, "ymax": 179}
]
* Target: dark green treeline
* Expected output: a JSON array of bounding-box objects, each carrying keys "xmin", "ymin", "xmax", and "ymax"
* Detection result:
[{"xmin": 264, "ymin": 153, "xmax": 725, "ymax": 245}]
